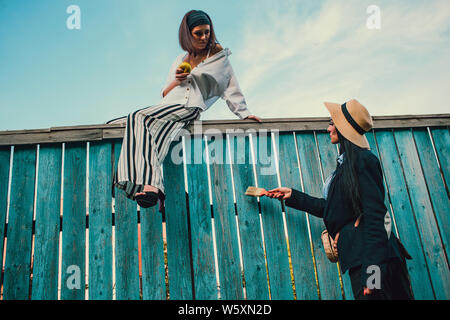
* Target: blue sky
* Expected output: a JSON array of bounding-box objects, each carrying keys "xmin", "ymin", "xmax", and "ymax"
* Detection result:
[{"xmin": 1, "ymin": 0, "xmax": 449, "ymax": 130}]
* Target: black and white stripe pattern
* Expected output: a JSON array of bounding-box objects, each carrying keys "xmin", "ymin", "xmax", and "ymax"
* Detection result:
[{"xmin": 111, "ymin": 104, "xmax": 200, "ymax": 200}]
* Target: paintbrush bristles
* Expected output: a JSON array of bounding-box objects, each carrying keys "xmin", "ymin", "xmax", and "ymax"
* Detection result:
[{"xmin": 245, "ymin": 186, "xmax": 266, "ymax": 197}]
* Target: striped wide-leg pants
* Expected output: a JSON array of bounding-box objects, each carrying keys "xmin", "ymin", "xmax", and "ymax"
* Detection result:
[{"xmin": 109, "ymin": 103, "xmax": 200, "ymax": 200}]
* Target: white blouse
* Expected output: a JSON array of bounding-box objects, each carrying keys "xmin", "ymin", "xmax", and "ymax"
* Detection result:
[{"xmin": 159, "ymin": 48, "xmax": 251, "ymax": 119}]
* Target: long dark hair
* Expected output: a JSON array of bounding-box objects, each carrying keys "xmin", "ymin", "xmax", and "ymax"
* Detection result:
[
  {"xmin": 333, "ymin": 129, "xmax": 364, "ymax": 219},
  {"xmin": 178, "ymin": 10, "xmax": 218, "ymax": 55}
]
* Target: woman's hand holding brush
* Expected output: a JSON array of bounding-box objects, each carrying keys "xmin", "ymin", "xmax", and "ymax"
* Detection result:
[
  {"xmin": 267, "ymin": 187, "xmax": 292, "ymax": 200},
  {"xmin": 245, "ymin": 186, "xmax": 292, "ymax": 200}
]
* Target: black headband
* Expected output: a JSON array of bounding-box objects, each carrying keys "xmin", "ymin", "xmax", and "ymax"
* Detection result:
[
  {"xmin": 187, "ymin": 10, "xmax": 211, "ymax": 31},
  {"xmin": 341, "ymin": 103, "xmax": 366, "ymax": 135}
]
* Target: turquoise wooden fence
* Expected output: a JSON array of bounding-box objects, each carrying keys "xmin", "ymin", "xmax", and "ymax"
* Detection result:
[{"xmin": 0, "ymin": 115, "xmax": 448, "ymax": 300}]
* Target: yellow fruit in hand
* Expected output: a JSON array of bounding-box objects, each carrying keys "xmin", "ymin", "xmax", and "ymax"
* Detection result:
[{"xmin": 179, "ymin": 62, "xmax": 192, "ymax": 73}]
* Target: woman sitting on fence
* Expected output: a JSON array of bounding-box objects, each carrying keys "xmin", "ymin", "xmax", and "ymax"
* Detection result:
[
  {"xmin": 267, "ymin": 99, "xmax": 413, "ymax": 300},
  {"xmin": 108, "ymin": 10, "xmax": 261, "ymax": 210}
]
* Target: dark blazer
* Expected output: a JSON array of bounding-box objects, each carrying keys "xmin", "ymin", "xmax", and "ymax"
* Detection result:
[{"xmin": 285, "ymin": 149, "xmax": 409, "ymax": 286}]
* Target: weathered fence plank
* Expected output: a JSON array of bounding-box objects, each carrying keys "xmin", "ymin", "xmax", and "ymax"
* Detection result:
[
  {"xmin": 88, "ymin": 141, "xmax": 113, "ymax": 300},
  {"xmin": 394, "ymin": 129, "xmax": 449, "ymax": 299},
  {"xmin": 278, "ymin": 132, "xmax": 318, "ymax": 300},
  {"xmin": 113, "ymin": 141, "xmax": 140, "ymax": 300},
  {"xmin": 375, "ymin": 130, "xmax": 435, "ymax": 299},
  {"xmin": 61, "ymin": 142, "xmax": 86, "ymax": 300},
  {"xmin": 185, "ymin": 135, "xmax": 217, "ymax": 299},
  {"xmin": 138, "ymin": 128, "xmax": 166, "ymax": 302},
  {"xmin": 413, "ymin": 128, "xmax": 449, "ymax": 261},
  {"xmin": 0, "ymin": 146, "xmax": 11, "ymax": 291},
  {"xmin": 2, "ymin": 145, "xmax": 36, "ymax": 300},
  {"xmin": 32, "ymin": 144, "xmax": 62, "ymax": 300},
  {"xmin": 209, "ymin": 134, "xmax": 244, "ymax": 299},
  {"xmin": 231, "ymin": 134, "xmax": 270, "ymax": 299},
  {"xmin": 430, "ymin": 128, "xmax": 449, "ymax": 191},
  {"xmin": 255, "ymin": 133, "xmax": 294, "ymax": 300},
  {"xmin": 2, "ymin": 114, "xmax": 449, "ymax": 146},
  {"xmin": 164, "ymin": 138, "xmax": 194, "ymax": 299},
  {"xmin": 140, "ymin": 204, "xmax": 166, "ymax": 300}
]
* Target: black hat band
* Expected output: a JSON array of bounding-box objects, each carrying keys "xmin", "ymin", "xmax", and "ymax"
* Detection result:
[{"xmin": 341, "ymin": 103, "xmax": 367, "ymax": 135}]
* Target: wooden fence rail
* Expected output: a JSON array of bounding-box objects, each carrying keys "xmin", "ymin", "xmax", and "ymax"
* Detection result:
[{"xmin": 0, "ymin": 115, "xmax": 448, "ymax": 300}]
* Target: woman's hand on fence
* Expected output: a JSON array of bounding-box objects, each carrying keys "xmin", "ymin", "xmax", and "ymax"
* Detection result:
[
  {"xmin": 267, "ymin": 187, "xmax": 292, "ymax": 200},
  {"xmin": 245, "ymin": 115, "xmax": 262, "ymax": 123}
]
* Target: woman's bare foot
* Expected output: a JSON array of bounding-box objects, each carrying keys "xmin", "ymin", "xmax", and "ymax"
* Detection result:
[{"xmin": 136, "ymin": 185, "xmax": 159, "ymax": 196}]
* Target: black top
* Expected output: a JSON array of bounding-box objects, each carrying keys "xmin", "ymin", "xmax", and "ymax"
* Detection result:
[{"xmin": 285, "ymin": 149, "xmax": 408, "ymax": 286}]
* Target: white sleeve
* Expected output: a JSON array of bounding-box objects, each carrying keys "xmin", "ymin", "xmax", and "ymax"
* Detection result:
[
  {"xmin": 160, "ymin": 54, "xmax": 183, "ymax": 98},
  {"xmin": 221, "ymin": 67, "xmax": 251, "ymax": 119}
]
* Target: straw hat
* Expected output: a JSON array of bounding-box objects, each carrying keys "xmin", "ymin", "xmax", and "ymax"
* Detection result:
[{"xmin": 323, "ymin": 99, "xmax": 373, "ymax": 149}]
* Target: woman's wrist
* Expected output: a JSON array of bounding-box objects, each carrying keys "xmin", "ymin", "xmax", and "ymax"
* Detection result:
[
  {"xmin": 169, "ymin": 79, "xmax": 180, "ymax": 88},
  {"xmin": 163, "ymin": 80, "xmax": 180, "ymax": 97}
]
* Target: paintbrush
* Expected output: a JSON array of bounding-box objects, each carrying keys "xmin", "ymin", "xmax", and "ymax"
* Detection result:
[{"xmin": 245, "ymin": 186, "xmax": 269, "ymax": 197}]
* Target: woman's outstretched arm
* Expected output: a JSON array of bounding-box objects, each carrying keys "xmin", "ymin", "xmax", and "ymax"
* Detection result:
[
  {"xmin": 221, "ymin": 65, "xmax": 261, "ymax": 122},
  {"xmin": 268, "ymin": 187, "xmax": 326, "ymax": 218}
]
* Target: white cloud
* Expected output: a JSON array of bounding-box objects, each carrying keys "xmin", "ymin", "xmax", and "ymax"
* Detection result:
[{"xmin": 201, "ymin": 0, "xmax": 450, "ymax": 120}]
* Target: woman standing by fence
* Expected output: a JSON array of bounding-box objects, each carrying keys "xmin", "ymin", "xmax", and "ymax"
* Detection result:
[{"xmin": 268, "ymin": 99, "xmax": 414, "ymax": 300}]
